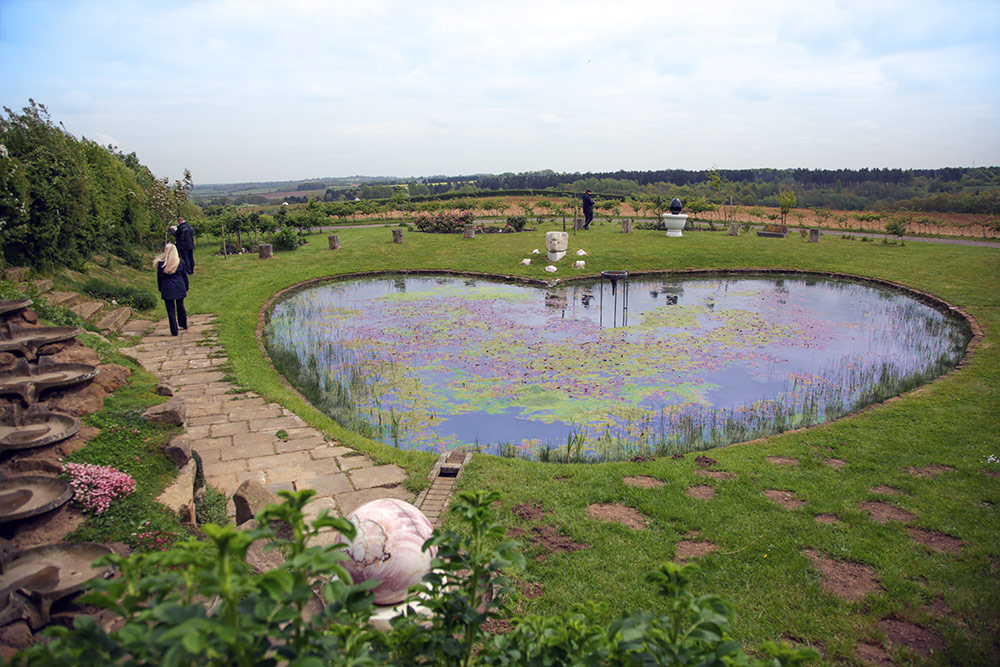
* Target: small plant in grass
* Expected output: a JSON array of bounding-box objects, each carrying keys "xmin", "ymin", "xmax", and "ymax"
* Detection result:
[
  {"xmin": 127, "ymin": 520, "xmax": 182, "ymax": 552},
  {"xmin": 62, "ymin": 462, "xmax": 136, "ymax": 515}
]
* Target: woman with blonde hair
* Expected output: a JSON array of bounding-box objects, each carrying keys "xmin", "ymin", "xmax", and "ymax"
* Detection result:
[{"xmin": 154, "ymin": 243, "xmax": 189, "ymax": 336}]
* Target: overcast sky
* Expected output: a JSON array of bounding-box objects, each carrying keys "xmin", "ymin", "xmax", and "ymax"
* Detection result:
[{"xmin": 2, "ymin": 0, "xmax": 998, "ymax": 185}]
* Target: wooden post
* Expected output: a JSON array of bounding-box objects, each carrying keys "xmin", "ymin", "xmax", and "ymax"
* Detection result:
[
  {"xmin": 392, "ymin": 228, "xmax": 404, "ymax": 244},
  {"xmin": 463, "ymin": 224, "xmax": 476, "ymax": 238},
  {"xmin": 809, "ymin": 228, "xmax": 821, "ymax": 243},
  {"xmin": 328, "ymin": 235, "xmax": 341, "ymax": 250},
  {"xmin": 621, "ymin": 219, "xmax": 634, "ymax": 234},
  {"xmin": 729, "ymin": 222, "xmax": 740, "ymax": 236},
  {"xmin": 258, "ymin": 244, "xmax": 273, "ymax": 259}
]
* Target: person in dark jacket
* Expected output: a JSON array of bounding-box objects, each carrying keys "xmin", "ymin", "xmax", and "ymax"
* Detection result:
[
  {"xmin": 582, "ymin": 190, "xmax": 595, "ymax": 230},
  {"xmin": 154, "ymin": 243, "xmax": 189, "ymax": 336},
  {"xmin": 169, "ymin": 217, "xmax": 195, "ymax": 274}
]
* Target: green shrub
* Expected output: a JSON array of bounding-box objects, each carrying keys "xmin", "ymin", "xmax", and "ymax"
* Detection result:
[
  {"xmin": 505, "ymin": 215, "xmax": 527, "ymax": 232},
  {"xmin": 413, "ymin": 210, "xmax": 476, "ymax": 233},
  {"xmin": 271, "ymin": 226, "xmax": 302, "ymax": 251},
  {"xmin": 13, "ymin": 490, "xmax": 817, "ymax": 666},
  {"xmin": 82, "ymin": 277, "xmax": 158, "ymax": 310}
]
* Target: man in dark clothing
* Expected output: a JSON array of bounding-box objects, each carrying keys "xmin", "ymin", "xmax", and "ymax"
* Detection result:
[
  {"xmin": 170, "ymin": 217, "xmax": 195, "ymax": 274},
  {"xmin": 582, "ymin": 190, "xmax": 595, "ymax": 230}
]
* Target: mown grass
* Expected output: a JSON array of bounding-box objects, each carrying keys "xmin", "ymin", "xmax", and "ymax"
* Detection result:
[{"xmin": 134, "ymin": 219, "xmax": 999, "ymax": 663}]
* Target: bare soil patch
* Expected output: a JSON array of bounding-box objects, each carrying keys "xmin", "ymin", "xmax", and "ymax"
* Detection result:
[
  {"xmin": 764, "ymin": 489, "xmax": 805, "ymax": 510},
  {"xmin": 685, "ymin": 485, "xmax": 716, "ymax": 499},
  {"xmin": 694, "ymin": 455, "xmax": 718, "ymax": 468},
  {"xmin": 529, "ymin": 525, "xmax": 590, "ymax": 562},
  {"xmin": 981, "ymin": 469, "xmax": 1000, "ymax": 479},
  {"xmin": 904, "ymin": 465, "xmax": 954, "ymax": 478},
  {"xmin": 855, "ymin": 641, "xmax": 892, "ymax": 665},
  {"xmin": 675, "ymin": 540, "xmax": 717, "ymax": 561},
  {"xmin": 878, "ymin": 617, "xmax": 943, "ymax": 659},
  {"xmin": 623, "ymin": 475, "xmax": 665, "ymax": 488},
  {"xmin": 815, "ymin": 513, "xmax": 842, "ymax": 525},
  {"xmin": 766, "ymin": 456, "xmax": 800, "ymax": 466},
  {"xmin": 803, "ymin": 548, "xmax": 881, "ymax": 601},
  {"xmin": 587, "ymin": 503, "xmax": 648, "ymax": 531},
  {"xmin": 869, "ymin": 485, "xmax": 901, "ymax": 496},
  {"xmin": 907, "ymin": 527, "xmax": 963, "ymax": 554},
  {"xmin": 512, "ymin": 502, "xmax": 548, "ymax": 522},
  {"xmin": 921, "ymin": 598, "xmax": 952, "ymax": 618},
  {"xmin": 823, "ymin": 458, "xmax": 847, "ymax": 469},
  {"xmin": 860, "ymin": 501, "xmax": 916, "ymax": 524},
  {"xmin": 697, "ymin": 469, "xmax": 735, "ymax": 480},
  {"xmin": 481, "ymin": 618, "xmax": 513, "ymax": 635}
]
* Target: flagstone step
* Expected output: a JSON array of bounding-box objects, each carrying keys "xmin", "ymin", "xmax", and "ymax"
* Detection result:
[
  {"xmin": 98, "ymin": 306, "xmax": 133, "ymax": 333},
  {"xmin": 46, "ymin": 291, "xmax": 80, "ymax": 307},
  {"xmin": 32, "ymin": 278, "xmax": 53, "ymax": 294},
  {"xmin": 71, "ymin": 300, "xmax": 104, "ymax": 320}
]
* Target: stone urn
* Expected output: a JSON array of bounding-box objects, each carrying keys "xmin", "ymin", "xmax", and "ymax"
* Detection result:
[{"xmin": 663, "ymin": 199, "xmax": 687, "ymax": 238}]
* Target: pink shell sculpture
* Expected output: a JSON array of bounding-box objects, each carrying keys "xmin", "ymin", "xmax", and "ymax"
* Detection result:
[{"xmin": 341, "ymin": 498, "xmax": 437, "ymax": 605}]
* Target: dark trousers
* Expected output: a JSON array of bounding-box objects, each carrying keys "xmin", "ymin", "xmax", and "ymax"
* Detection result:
[
  {"xmin": 165, "ymin": 299, "xmax": 187, "ymax": 336},
  {"xmin": 180, "ymin": 248, "xmax": 194, "ymax": 274},
  {"xmin": 584, "ymin": 210, "xmax": 594, "ymax": 229}
]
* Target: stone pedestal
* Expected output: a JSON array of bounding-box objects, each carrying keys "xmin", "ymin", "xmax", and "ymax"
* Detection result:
[
  {"xmin": 463, "ymin": 224, "xmax": 476, "ymax": 239},
  {"xmin": 328, "ymin": 235, "xmax": 341, "ymax": 250},
  {"xmin": 258, "ymin": 244, "xmax": 273, "ymax": 259},
  {"xmin": 574, "ymin": 218, "xmax": 585, "ymax": 231},
  {"xmin": 392, "ymin": 229, "xmax": 404, "ymax": 244},
  {"xmin": 809, "ymin": 229, "xmax": 820, "ymax": 243},
  {"xmin": 662, "ymin": 213, "xmax": 688, "ymax": 238},
  {"xmin": 729, "ymin": 222, "xmax": 740, "ymax": 236},
  {"xmin": 621, "ymin": 219, "xmax": 634, "ymax": 234},
  {"xmin": 545, "ymin": 231, "xmax": 569, "ymax": 261}
]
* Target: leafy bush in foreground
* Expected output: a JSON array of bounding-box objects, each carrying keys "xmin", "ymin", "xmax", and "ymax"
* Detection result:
[{"xmin": 12, "ymin": 490, "xmax": 818, "ymax": 666}]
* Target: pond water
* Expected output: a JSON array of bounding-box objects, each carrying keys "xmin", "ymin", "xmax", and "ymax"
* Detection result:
[{"xmin": 264, "ymin": 273, "xmax": 970, "ymax": 461}]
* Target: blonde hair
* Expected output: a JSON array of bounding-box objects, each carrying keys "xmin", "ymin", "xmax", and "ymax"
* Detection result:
[{"xmin": 154, "ymin": 243, "xmax": 180, "ymax": 275}]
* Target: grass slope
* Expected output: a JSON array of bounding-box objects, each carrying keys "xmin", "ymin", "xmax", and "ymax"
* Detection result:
[{"xmin": 146, "ymin": 222, "xmax": 998, "ymax": 663}]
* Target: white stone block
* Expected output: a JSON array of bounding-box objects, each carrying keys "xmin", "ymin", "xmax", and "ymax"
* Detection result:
[
  {"xmin": 544, "ymin": 265, "xmax": 558, "ymax": 273},
  {"xmin": 521, "ymin": 258, "xmax": 531, "ymax": 265},
  {"xmin": 574, "ymin": 260, "xmax": 585, "ymax": 269}
]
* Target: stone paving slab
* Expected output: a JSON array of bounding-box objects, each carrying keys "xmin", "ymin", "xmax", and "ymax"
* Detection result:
[{"xmin": 131, "ymin": 314, "xmax": 416, "ymax": 519}]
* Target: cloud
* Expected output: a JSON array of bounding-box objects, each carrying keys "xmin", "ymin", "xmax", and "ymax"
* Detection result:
[{"xmin": 2, "ymin": 0, "xmax": 996, "ymax": 182}]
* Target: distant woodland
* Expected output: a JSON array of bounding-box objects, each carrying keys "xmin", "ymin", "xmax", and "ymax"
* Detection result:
[
  {"xmin": 2, "ymin": 100, "xmax": 998, "ymax": 271},
  {"xmin": 194, "ymin": 166, "xmax": 1000, "ymax": 216}
]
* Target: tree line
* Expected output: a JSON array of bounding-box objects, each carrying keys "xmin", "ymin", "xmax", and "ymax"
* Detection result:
[{"xmin": 0, "ymin": 100, "xmax": 198, "ymax": 270}]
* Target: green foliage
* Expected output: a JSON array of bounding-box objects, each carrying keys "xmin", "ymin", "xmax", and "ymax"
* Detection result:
[
  {"xmin": 0, "ymin": 101, "xmax": 194, "ymax": 270},
  {"xmin": 413, "ymin": 210, "xmax": 476, "ymax": 233},
  {"xmin": 12, "ymin": 490, "xmax": 816, "ymax": 666},
  {"xmin": 885, "ymin": 216, "xmax": 908, "ymax": 245},
  {"xmin": 82, "ymin": 277, "xmax": 158, "ymax": 310},
  {"xmin": 778, "ymin": 190, "xmax": 797, "ymax": 224},
  {"xmin": 505, "ymin": 215, "xmax": 527, "ymax": 232},
  {"xmin": 270, "ymin": 226, "xmax": 303, "ymax": 251}
]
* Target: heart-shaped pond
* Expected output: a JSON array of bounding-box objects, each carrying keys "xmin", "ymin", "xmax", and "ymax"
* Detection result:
[{"xmin": 264, "ymin": 272, "xmax": 970, "ymax": 461}]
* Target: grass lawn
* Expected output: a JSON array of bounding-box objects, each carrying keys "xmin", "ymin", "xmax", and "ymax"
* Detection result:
[{"xmin": 164, "ymin": 220, "xmax": 998, "ymax": 663}]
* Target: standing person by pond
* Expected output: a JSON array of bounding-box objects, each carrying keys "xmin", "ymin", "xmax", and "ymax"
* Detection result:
[
  {"xmin": 582, "ymin": 190, "xmax": 595, "ymax": 230},
  {"xmin": 169, "ymin": 217, "xmax": 195, "ymax": 274},
  {"xmin": 154, "ymin": 243, "xmax": 189, "ymax": 336}
]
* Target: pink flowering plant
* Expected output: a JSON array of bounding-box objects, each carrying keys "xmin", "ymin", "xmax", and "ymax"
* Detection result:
[{"xmin": 62, "ymin": 461, "xmax": 137, "ymax": 515}]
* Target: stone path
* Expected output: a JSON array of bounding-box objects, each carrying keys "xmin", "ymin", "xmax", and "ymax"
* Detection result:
[{"xmin": 121, "ymin": 314, "xmax": 415, "ymax": 520}]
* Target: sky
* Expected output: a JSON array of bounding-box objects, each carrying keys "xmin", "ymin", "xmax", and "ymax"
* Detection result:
[{"xmin": 1, "ymin": 0, "xmax": 998, "ymax": 185}]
